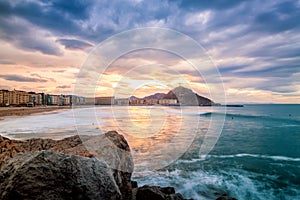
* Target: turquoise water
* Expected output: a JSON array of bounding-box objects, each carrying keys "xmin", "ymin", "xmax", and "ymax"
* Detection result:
[
  {"xmin": 134, "ymin": 104, "xmax": 300, "ymax": 200},
  {"xmin": 0, "ymin": 104, "xmax": 299, "ymax": 199}
]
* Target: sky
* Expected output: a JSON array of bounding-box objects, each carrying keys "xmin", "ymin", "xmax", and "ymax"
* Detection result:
[{"xmin": 0, "ymin": 0, "xmax": 299, "ymax": 103}]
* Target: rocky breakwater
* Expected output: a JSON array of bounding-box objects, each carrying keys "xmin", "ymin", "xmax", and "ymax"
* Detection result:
[{"xmin": 0, "ymin": 132, "xmax": 188, "ymax": 200}]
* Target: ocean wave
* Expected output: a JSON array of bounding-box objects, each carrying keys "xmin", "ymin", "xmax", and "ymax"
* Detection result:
[
  {"xmin": 164, "ymin": 109, "xmax": 208, "ymax": 116},
  {"xmin": 200, "ymin": 112, "xmax": 300, "ymax": 123},
  {"xmin": 207, "ymin": 154, "xmax": 300, "ymax": 162},
  {"xmin": 133, "ymin": 167, "xmax": 300, "ymax": 200},
  {"xmin": 173, "ymin": 154, "xmax": 300, "ymax": 165}
]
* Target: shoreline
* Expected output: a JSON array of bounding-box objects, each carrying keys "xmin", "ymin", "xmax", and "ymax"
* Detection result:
[{"xmin": 0, "ymin": 106, "xmax": 72, "ymax": 119}]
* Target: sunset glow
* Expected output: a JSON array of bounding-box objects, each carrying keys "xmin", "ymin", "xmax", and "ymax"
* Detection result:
[{"xmin": 0, "ymin": 0, "xmax": 299, "ymax": 103}]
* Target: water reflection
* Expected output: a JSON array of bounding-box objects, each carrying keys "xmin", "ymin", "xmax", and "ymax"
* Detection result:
[
  {"xmin": 97, "ymin": 106, "xmax": 208, "ymax": 171},
  {"xmin": 0, "ymin": 106, "xmax": 217, "ymax": 171}
]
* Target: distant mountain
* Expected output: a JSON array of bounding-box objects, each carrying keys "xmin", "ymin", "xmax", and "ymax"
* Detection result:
[
  {"xmin": 129, "ymin": 96, "xmax": 139, "ymax": 100},
  {"xmin": 129, "ymin": 93, "xmax": 166, "ymax": 100},
  {"xmin": 163, "ymin": 86, "xmax": 214, "ymax": 106},
  {"xmin": 128, "ymin": 86, "xmax": 215, "ymax": 106},
  {"xmin": 143, "ymin": 93, "xmax": 166, "ymax": 100}
]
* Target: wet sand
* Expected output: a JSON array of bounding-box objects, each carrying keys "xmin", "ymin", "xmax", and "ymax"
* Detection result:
[{"xmin": 0, "ymin": 106, "xmax": 72, "ymax": 119}]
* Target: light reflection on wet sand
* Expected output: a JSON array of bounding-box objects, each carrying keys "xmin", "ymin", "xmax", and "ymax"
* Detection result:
[
  {"xmin": 1, "ymin": 106, "xmax": 214, "ymax": 171},
  {"xmin": 97, "ymin": 106, "xmax": 210, "ymax": 171}
]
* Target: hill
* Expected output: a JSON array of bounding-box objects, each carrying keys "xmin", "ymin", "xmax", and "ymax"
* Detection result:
[{"xmin": 163, "ymin": 86, "xmax": 214, "ymax": 106}]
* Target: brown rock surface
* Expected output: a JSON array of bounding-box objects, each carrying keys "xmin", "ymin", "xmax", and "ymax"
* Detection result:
[
  {"xmin": 0, "ymin": 134, "xmax": 89, "ymax": 168},
  {"xmin": 0, "ymin": 131, "xmax": 193, "ymax": 200},
  {"xmin": 0, "ymin": 151, "xmax": 121, "ymax": 200},
  {"xmin": 216, "ymin": 194, "xmax": 237, "ymax": 200},
  {"xmin": 0, "ymin": 131, "xmax": 133, "ymax": 199},
  {"xmin": 135, "ymin": 185, "xmax": 185, "ymax": 200}
]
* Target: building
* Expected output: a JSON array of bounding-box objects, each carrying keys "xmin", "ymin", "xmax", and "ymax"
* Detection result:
[
  {"xmin": 115, "ymin": 98, "xmax": 129, "ymax": 105},
  {"xmin": 70, "ymin": 95, "xmax": 85, "ymax": 105},
  {"xmin": 28, "ymin": 92, "xmax": 43, "ymax": 106},
  {"xmin": 158, "ymin": 99, "xmax": 178, "ymax": 105},
  {"xmin": 85, "ymin": 97, "xmax": 95, "ymax": 105},
  {"xmin": 95, "ymin": 96, "xmax": 115, "ymax": 105},
  {"xmin": 129, "ymin": 99, "xmax": 145, "ymax": 105},
  {"xmin": 39, "ymin": 93, "xmax": 47, "ymax": 105},
  {"xmin": 0, "ymin": 90, "xmax": 9, "ymax": 106},
  {"xmin": 50, "ymin": 94, "xmax": 59, "ymax": 105},
  {"xmin": 63, "ymin": 95, "xmax": 71, "ymax": 105},
  {"xmin": 145, "ymin": 99, "xmax": 158, "ymax": 105},
  {"xmin": 0, "ymin": 89, "xmax": 87, "ymax": 107},
  {"xmin": 1, "ymin": 90, "xmax": 30, "ymax": 106}
]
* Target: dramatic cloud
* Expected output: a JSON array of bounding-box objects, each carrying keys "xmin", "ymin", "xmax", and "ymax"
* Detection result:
[
  {"xmin": 0, "ymin": 0, "xmax": 299, "ymax": 102},
  {"xmin": 0, "ymin": 74, "xmax": 48, "ymax": 82},
  {"xmin": 57, "ymin": 39, "xmax": 93, "ymax": 50}
]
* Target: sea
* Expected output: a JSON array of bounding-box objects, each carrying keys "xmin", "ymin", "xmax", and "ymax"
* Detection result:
[{"xmin": 0, "ymin": 104, "xmax": 299, "ymax": 200}]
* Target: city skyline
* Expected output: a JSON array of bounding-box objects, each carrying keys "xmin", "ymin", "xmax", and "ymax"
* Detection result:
[{"xmin": 0, "ymin": 0, "xmax": 299, "ymax": 104}]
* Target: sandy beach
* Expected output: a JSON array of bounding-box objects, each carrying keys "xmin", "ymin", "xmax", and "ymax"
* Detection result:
[{"xmin": 0, "ymin": 106, "xmax": 72, "ymax": 118}]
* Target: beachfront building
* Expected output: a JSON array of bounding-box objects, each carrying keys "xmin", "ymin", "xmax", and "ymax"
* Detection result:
[
  {"xmin": 63, "ymin": 95, "xmax": 71, "ymax": 105},
  {"xmin": 28, "ymin": 92, "xmax": 43, "ymax": 106},
  {"xmin": 115, "ymin": 98, "xmax": 129, "ymax": 105},
  {"xmin": 95, "ymin": 96, "xmax": 115, "ymax": 105},
  {"xmin": 0, "ymin": 89, "xmax": 88, "ymax": 107},
  {"xmin": 7, "ymin": 90, "xmax": 30, "ymax": 106},
  {"xmin": 0, "ymin": 89, "xmax": 40, "ymax": 106},
  {"xmin": 0, "ymin": 89, "xmax": 9, "ymax": 106},
  {"xmin": 49, "ymin": 94, "xmax": 59, "ymax": 105},
  {"xmin": 130, "ymin": 99, "xmax": 145, "ymax": 105},
  {"xmin": 0, "ymin": 89, "xmax": 30, "ymax": 106},
  {"xmin": 145, "ymin": 99, "xmax": 159, "ymax": 105},
  {"xmin": 35, "ymin": 93, "xmax": 43, "ymax": 105},
  {"xmin": 85, "ymin": 97, "xmax": 95, "ymax": 105},
  {"xmin": 70, "ymin": 95, "xmax": 85, "ymax": 105},
  {"xmin": 158, "ymin": 99, "xmax": 178, "ymax": 105}
]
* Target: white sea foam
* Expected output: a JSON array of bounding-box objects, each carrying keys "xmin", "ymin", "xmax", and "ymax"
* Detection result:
[
  {"xmin": 133, "ymin": 167, "xmax": 300, "ymax": 200},
  {"xmin": 174, "ymin": 154, "xmax": 300, "ymax": 165},
  {"xmin": 0, "ymin": 107, "xmax": 106, "ymax": 138},
  {"xmin": 207, "ymin": 154, "xmax": 300, "ymax": 162}
]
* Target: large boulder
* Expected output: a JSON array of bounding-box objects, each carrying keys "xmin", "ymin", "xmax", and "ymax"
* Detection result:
[
  {"xmin": 82, "ymin": 131, "xmax": 134, "ymax": 199},
  {"xmin": 0, "ymin": 131, "xmax": 134, "ymax": 200},
  {"xmin": 0, "ymin": 151, "xmax": 121, "ymax": 200},
  {"xmin": 0, "ymin": 132, "xmax": 188, "ymax": 200},
  {"xmin": 0, "ymin": 134, "xmax": 90, "ymax": 167},
  {"xmin": 216, "ymin": 194, "xmax": 237, "ymax": 200},
  {"xmin": 135, "ymin": 185, "xmax": 185, "ymax": 200}
]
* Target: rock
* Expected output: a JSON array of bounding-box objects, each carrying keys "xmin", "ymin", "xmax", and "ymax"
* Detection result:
[
  {"xmin": 136, "ymin": 185, "xmax": 185, "ymax": 200},
  {"xmin": 216, "ymin": 194, "xmax": 237, "ymax": 200},
  {"xmin": 0, "ymin": 132, "xmax": 188, "ymax": 200},
  {"xmin": 0, "ymin": 151, "xmax": 121, "ymax": 200},
  {"xmin": 131, "ymin": 181, "xmax": 138, "ymax": 189},
  {"xmin": 83, "ymin": 131, "xmax": 134, "ymax": 199},
  {"xmin": 0, "ymin": 135, "xmax": 90, "ymax": 168},
  {"xmin": 0, "ymin": 132, "xmax": 134, "ymax": 200}
]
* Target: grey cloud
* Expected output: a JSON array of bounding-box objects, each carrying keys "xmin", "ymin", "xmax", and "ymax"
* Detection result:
[
  {"xmin": 177, "ymin": 0, "xmax": 245, "ymax": 11},
  {"xmin": 52, "ymin": 69, "xmax": 66, "ymax": 73},
  {"xmin": 30, "ymin": 73, "xmax": 42, "ymax": 78},
  {"xmin": 0, "ymin": 59, "xmax": 15, "ymax": 65},
  {"xmin": 56, "ymin": 85, "xmax": 71, "ymax": 89},
  {"xmin": 0, "ymin": 16, "xmax": 62, "ymax": 55},
  {"xmin": 57, "ymin": 39, "xmax": 93, "ymax": 50},
  {"xmin": 0, "ymin": 0, "xmax": 299, "ymax": 98},
  {"xmin": 0, "ymin": 74, "xmax": 48, "ymax": 82}
]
